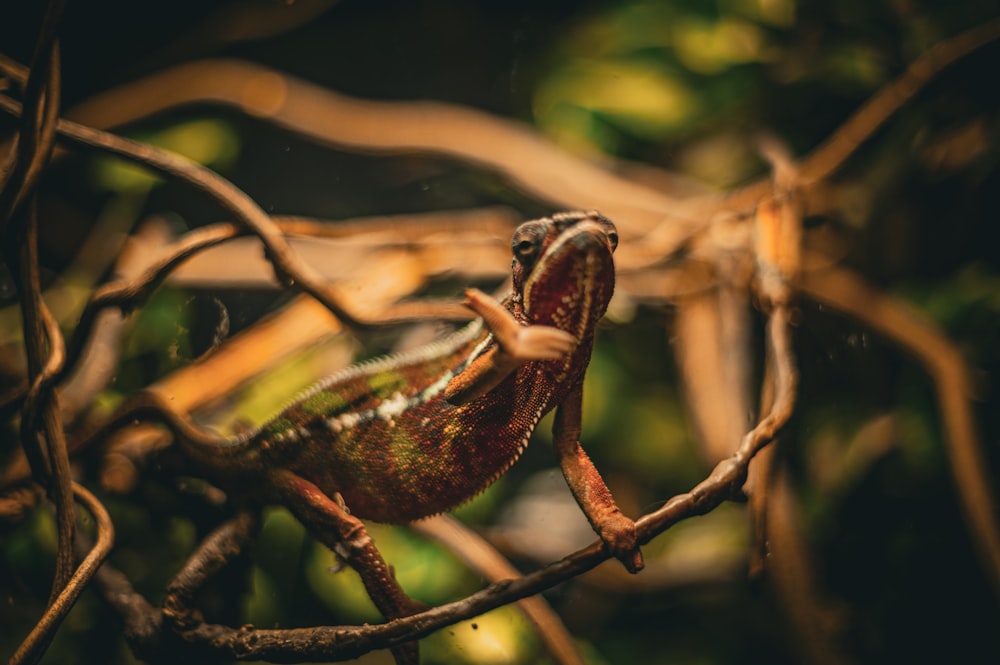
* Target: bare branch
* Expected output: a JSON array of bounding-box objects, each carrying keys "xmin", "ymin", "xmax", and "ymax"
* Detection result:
[
  {"xmin": 0, "ymin": 90, "xmax": 472, "ymax": 330},
  {"xmin": 800, "ymin": 266, "xmax": 1000, "ymax": 598},
  {"xmin": 9, "ymin": 483, "xmax": 114, "ymax": 665},
  {"xmin": 799, "ymin": 18, "xmax": 1000, "ymax": 185}
]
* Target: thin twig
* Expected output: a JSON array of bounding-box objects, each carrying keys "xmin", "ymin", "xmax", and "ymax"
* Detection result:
[
  {"xmin": 9, "ymin": 482, "xmax": 115, "ymax": 665},
  {"xmin": 678, "ymin": 18, "xmax": 1000, "ymax": 220},
  {"xmin": 0, "ymin": 1, "xmax": 65, "ymax": 227},
  {"xmin": 0, "ymin": 14, "xmax": 991, "ymax": 665},
  {"xmin": 59, "ymin": 210, "xmax": 507, "ymax": 387},
  {"xmin": 642, "ymin": 304, "xmax": 797, "ymax": 534},
  {"xmin": 0, "ymin": 92, "xmax": 472, "ymax": 330},
  {"xmin": 0, "ymin": 41, "xmax": 95, "ymax": 639},
  {"xmin": 58, "ymin": 60, "xmax": 687, "ymax": 232},
  {"xmin": 44, "ymin": 18, "xmax": 998, "ymax": 272},
  {"xmin": 2, "ymin": 19, "xmax": 79, "ymax": 609},
  {"xmin": 799, "ymin": 18, "xmax": 1000, "ymax": 185},
  {"xmin": 162, "ymin": 511, "xmax": 259, "ymax": 631}
]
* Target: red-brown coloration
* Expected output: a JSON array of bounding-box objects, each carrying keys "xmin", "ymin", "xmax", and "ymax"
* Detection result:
[
  {"xmin": 231, "ymin": 213, "xmax": 625, "ymax": 528},
  {"xmin": 178, "ymin": 212, "xmax": 641, "ymax": 663}
]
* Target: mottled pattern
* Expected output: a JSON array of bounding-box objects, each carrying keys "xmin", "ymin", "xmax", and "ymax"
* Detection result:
[
  {"xmin": 291, "ymin": 364, "xmax": 567, "ymax": 522},
  {"xmin": 197, "ymin": 212, "xmax": 617, "ymax": 524}
]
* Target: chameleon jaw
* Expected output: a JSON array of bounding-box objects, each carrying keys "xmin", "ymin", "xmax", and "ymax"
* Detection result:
[{"xmin": 522, "ymin": 219, "xmax": 616, "ymax": 343}]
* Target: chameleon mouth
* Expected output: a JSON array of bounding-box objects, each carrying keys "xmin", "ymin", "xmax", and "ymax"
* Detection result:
[{"xmin": 522, "ymin": 220, "xmax": 615, "ymax": 339}]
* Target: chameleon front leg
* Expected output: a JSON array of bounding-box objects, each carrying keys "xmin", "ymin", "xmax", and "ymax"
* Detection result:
[
  {"xmin": 271, "ymin": 469, "xmax": 422, "ymax": 665},
  {"xmin": 553, "ymin": 380, "xmax": 644, "ymax": 573},
  {"xmin": 445, "ymin": 288, "xmax": 576, "ymax": 405}
]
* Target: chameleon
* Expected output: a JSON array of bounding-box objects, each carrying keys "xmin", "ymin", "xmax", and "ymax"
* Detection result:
[{"xmin": 91, "ymin": 210, "xmax": 642, "ymax": 663}]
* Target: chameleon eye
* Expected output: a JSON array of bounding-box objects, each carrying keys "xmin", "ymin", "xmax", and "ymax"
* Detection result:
[
  {"xmin": 510, "ymin": 221, "xmax": 547, "ymax": 268},
  {"xmin": 606, "ymin": 229, "xmax": 619, "ymax": 252},
  {"xmin": 514, "ymin": 239, "xmax": 536, "ymax": 260}
]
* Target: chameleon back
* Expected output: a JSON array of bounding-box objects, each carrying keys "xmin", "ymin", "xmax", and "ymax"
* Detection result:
[{"xmin": 246, "ymin": 212, "xmax": 616, "ymax": 522}]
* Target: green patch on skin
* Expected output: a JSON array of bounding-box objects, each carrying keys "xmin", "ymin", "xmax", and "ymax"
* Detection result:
[
  {"xmin": 367, "ymin": 370, "xmax": 409, "ymax": 397},
  {"xmin": 261, "ymin": 416, "xmax": 295, "ymax": 438},
  {"xmin": 300, "ymin": 390, "xmax": 349, "ymax": 417}
]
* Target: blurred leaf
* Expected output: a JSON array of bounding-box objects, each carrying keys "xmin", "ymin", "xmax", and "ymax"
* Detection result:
[
  {"xmin": 673, "ymin": 16, "xmax": 768, "ymax": 75},
  {"xmin": 244, "ymin": 509, "xmax": 305, "ymax": 629},
  {"xmin": 559, "ymin": 1, "xmax": 675, "ymax": 59},
  {"xmin": 305, "ymin": 522, "xmax": 477, "ymax": 620},
  {"xmin": 535, "ymin": 58, "xmax": 700, "ymax": 150},
  {"xmin": 90, "ymin": 118, "xmax": 240, "ymax": 194},
  {"xmin": 644, "ymin": 501, "xmax": 748, "ymax": 568},
  {"xmin": 120, "ymin": 286, "xmax": 194, "ymax": 380},
  {"xmin": 903, "ymin": 264, "xmax": 1000, "ymax": 327},
  {"xmin": 305, "ymin": 537, "xmax": 382, "ymax": 623},
  {"xmin": 253, "ymin": 507, "xmax": 307, "ymax": 583},
  {"xmin": 895, "ymin": 405, "xmax": 942, "ymax": 471},
  {"xmin": 532, "ymin": 0, "xmax": 791, "ymax": 155},
  {"xmin": 616, "ymin": 388, "xmax": 702, "ymax": 486},
  {"xmin": 722, "ymin": 0, "xmax": 796, "ymax": 27},
  {"xmin": 6, "ymin": 506, "xmax": 57, "ymax": 572},
  {"xmin": 451, "ymin": 477, "xmax": 507, "ymax": 524},
  {"xmin": 165, "ymin": 515, "xmax": 197, "ymax": 553},
  {"xmin": 823, "ymin": 42, "xmax": 888, "ymax": 90},
  {"xmin": 422, "ymin": 605, "xmax": 539, "ymax": 665},
  {"xmin": 244, "ymin": 565, "xmax": 282, "ymax": 628}
]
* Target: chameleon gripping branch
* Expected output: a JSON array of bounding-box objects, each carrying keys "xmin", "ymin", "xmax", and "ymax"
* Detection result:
[{"xmin": 73, "ymin": 211, "xmax": 641, "ymax": 665}]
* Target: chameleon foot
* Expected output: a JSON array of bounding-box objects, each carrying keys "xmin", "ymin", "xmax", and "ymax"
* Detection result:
[
  {"xmin": 599, "ymin": 512, "xmax": 644, "ymax": 573},
  {"xmin": 464, "ymin": 288, "xmax": 576, "ymax": 361}
]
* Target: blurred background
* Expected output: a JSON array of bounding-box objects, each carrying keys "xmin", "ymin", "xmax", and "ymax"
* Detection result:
[{"xmin": 1, "ymin": 1, "xmax": 999, "ymax": 663}]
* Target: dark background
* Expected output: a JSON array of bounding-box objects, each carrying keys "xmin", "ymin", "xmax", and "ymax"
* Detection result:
[{"xmin": 2, "ymin": 1, "xmax": 999, "ymax": 663}]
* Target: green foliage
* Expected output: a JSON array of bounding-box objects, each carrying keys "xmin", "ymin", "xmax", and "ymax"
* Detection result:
[
  {"xmin": 904, "ymin": 263, "xmax": 1000, "ymax": 331},
  {"xmin": 300, "ymin": 521, "xmax": 548, "ymax": 663},
  {"xmin": 118, "ymin": 285, "xmax": 195, "ymax": 384},
  {"xmin": 532, "ymin": 0, "xmax": 783, "ymax": 158},
  {"xmin": 421, "ymin": 605, "xmax": 540, "ymax": 665},
  {"xmin": 90, "ymin": 118, "xmax": 240, "ymax": 194},
  {"xmin": 306, "ymin": 522, "xmax": 477, "ymax": 616},
  {"xmin": 585, "ymin": 345, "xmax": 703, "ymax": 486}
]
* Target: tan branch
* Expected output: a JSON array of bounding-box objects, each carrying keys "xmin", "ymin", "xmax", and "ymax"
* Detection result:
[
  {"xmin": 62, "ymin": 59, "xmax": 688, "ymax": 234},
  {"xmin": 799, "ymin": 18, "xmax": 1000, "ymax": 185},
  {"xmin": 0, "ymin": 90, "xmax": 471, "ymax": 329},
  {"xmin": 799, "ymin": 265, "xmax": 1000, "ymax": 597}
]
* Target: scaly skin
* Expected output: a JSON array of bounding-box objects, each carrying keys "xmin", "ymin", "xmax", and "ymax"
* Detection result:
[
  {"xmin": 104, "ymin": 211, "xmax": 642, "ymax": 664},
  {"xmin": 188, "ymin": 212, "xmax": 640, "ymax": 555}
]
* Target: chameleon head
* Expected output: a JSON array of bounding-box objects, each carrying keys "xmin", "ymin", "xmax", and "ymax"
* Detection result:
[{"xmin": 512, "ymin": 211, "xmax": 618, "ymax": 342}]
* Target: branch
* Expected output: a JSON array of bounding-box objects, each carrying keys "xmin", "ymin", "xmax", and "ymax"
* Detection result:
[
  {"xmin": 9, "ymin": 483, "xmax": 114, "ymax": 665},
  {"xmin": 799, "ymin": 265, "xmax": 1000, "ymax": 598},
  {"xmin": 412, "ymin": 515, "xmax": 584, "ymax": 665},
  {"xmin": 0, "ymin": 2, "xmax": 64, "ymax": 228},
  {"xmin": 0, "ymin": 6, "xmax": 82, "ymax": 637},
  {"xmin": 799, "ymin": 18, "xmax": 1000, "ymax": 185},
  {"xmin": 0, "ymin": 90, "xmax": 472, "ymax": 331},
  {"xmin": 60, "ymin": 60, "xmax": 688, "ymax": 232},
  {"xmin": 78, "ymin": 303, "xmax": 795, "ymax": 663},
  {"xmin": 61, "ymin": 208, "xmax": 514, "ymax": 386}
]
